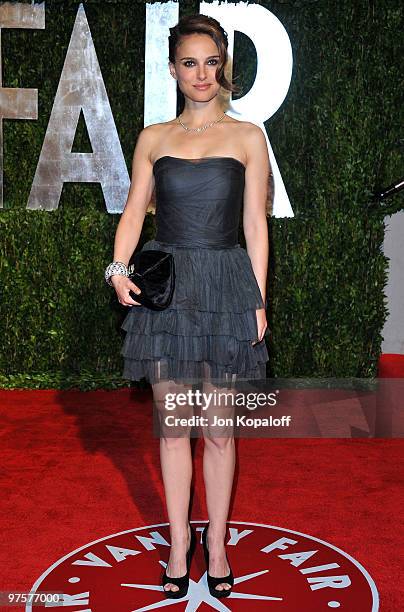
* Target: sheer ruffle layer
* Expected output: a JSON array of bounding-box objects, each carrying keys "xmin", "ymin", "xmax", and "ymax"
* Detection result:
[
  {"xmin": 121, "ymin": 354, "xmax": 268, "ymax": 386},
  {"xmin": 120, "ymin": 240, "xmax": 269, "ymax": 385}
]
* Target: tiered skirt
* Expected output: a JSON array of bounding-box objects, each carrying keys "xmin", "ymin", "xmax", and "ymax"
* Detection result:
[{"xmin": 120, "ymin": 239, "xmax": 269, "ymax": 386}]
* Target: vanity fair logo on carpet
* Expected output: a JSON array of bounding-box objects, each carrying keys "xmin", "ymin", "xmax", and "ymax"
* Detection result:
[{"xmin": 27, "ymin": 521, "xmax": 379, "ymax": 611}]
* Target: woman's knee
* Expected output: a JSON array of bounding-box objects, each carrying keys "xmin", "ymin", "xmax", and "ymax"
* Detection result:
[
  {"xmin": 160, "ymin": 434, "xmax": 191, "ymax": 449},
  {"xmin": 203, "ymin": 435, "xmax": 234, "ymax": 453}
]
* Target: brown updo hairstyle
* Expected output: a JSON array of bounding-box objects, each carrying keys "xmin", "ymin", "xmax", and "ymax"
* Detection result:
[{"xmin": 168, "ymin": 14, "xmax": 242, "ymax": 113}]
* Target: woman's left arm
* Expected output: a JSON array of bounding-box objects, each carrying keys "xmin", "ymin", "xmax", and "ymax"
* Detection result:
[{"xmin": 242, "ymin": 123, "xmax": 271, "ymax": 342}]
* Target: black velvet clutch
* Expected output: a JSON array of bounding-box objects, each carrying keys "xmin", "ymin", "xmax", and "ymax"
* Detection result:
[{"xmin": 128, "ymin": 250, "xmax": 175, "ymax": 311}]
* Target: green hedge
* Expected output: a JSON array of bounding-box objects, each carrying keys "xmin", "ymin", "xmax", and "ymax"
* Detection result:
[{"xmin": 0, "ymin": 0, "xmax": 402, "ymax": 389}]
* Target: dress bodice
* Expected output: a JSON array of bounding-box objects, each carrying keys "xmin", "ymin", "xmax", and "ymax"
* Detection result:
[{"xmin": 152, "ymin": 156, "xmax": 246, "ymax": 249}]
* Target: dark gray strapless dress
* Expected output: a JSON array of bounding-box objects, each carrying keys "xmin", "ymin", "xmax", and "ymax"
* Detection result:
[{"xmin": 120, "ymin": 155, "xmax": 269, "ymax": 386}]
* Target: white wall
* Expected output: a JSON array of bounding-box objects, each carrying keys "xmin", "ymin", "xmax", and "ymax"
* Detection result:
[{"xmin": 381, "ymin": 211, "xmax": 404, "ymax": 354}]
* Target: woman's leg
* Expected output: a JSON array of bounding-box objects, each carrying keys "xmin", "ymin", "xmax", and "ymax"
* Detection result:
[
  {"xmin": 152, "ymin": 378, "xmax": 194, "ymax": 593},
  {"xmin": 201, "ymin": 368, "xmax": 236, "ymax": 592}
]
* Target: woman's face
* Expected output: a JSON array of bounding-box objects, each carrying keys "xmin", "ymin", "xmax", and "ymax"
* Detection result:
[{"xmin": 169, "ymin": 33, "xmax": 222, "ymax": 102}]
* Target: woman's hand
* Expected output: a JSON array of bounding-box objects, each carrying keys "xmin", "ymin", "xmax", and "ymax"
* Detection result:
[
  {"xmin": 111, "ymin": 274, "xmax": 142, "ymax": 307},
  {"xmin": 252, "ymin": 307, "xmax": 268, "ymax": 346}
]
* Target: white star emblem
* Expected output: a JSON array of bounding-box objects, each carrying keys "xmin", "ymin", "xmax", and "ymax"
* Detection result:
[{"xmin": 122, "ymin": 560, "xmax": 282, "ymax": 610}]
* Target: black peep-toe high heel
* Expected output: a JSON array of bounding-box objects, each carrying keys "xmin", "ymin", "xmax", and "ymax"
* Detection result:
[
  {"xmin": 202, "ymin": 522, "xmax": 234, "ymax": 598},
  {"xmin": 162, "ymin": 522, "xmax": 196, "ymax": 599}
]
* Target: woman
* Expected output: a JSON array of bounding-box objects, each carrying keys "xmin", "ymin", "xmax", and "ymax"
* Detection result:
[{"xmin": 104, "ymin": 14, "xmax": 270, "ymax": 600}]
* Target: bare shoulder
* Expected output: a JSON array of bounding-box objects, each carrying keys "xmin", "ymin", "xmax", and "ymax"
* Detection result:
[
  {"xmin": 134, "ymin": 120, "xmax": 176, "ymax": 162},
  {"xmin": 226, "ymin": 117, "xmax": 260, "ymax": 133},
  {"xmin": 240, "ymin": 122, "xmax": 269, "ymax": 166},
  {"xmin": 226, "ymin": 118, "xmax": 266, "ymax": 152},
  {"xmin": 236, "ymin": 122, "xmax": 270, "ymax": 172},
  {"xmin": 241, "ymin": 121, "xmax": 267, "ymax": 144},
  {"xmin": 137, "ymin": 120, "xmax": 173, "ymax": 141},
  {"xmin": 142, "ymin": 118, "xmax": 178, "ymax": 131}
]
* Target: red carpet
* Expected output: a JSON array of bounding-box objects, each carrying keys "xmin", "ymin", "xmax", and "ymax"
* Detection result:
[
  {"xmin": 378, "ymin": 353, "xmax": 404, "ymax": 378},
  {"xmin": 0, "ymin": 386, "xmax": 402, "ymax": 610}
]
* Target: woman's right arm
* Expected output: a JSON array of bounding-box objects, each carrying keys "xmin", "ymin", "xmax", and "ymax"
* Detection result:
[{"xmin": 111, "ymin": 126, "xmax": 156, "ymax": 307}]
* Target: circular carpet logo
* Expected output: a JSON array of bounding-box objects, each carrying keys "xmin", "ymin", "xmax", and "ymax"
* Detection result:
[{"xmin": 27, "ymin": 521, "xmax": 378, "ymax": 611}]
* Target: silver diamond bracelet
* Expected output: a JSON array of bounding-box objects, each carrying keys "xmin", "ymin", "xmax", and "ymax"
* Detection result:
[{"xmin": 105, "ymin": 261, "xmax": 128, "ymax": 286}]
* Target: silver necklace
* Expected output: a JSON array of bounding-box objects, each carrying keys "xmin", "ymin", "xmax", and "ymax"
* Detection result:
[{"xmin": 177, "ymin": 111, "xmax": 226, "ymax": 133}]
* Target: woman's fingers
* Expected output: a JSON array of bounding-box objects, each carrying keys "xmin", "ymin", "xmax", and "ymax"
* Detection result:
[
  {"xmin": 125, "ymin": 284, "xmax": 142, "ymax": 306},
  {"xmin": 126, "ymin": 281, "xmax": 142, "ymax": 305},
  {"xmin": 112, "ymin": 276, "xmax": 142, "ymax": 306},
  {"xmin": 127, "ymin": 279, "xmax": 141, "ymax": 295},
  {"xmin": 252, "ymin": 325, "xmax": 269, "ymax": 345}
]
